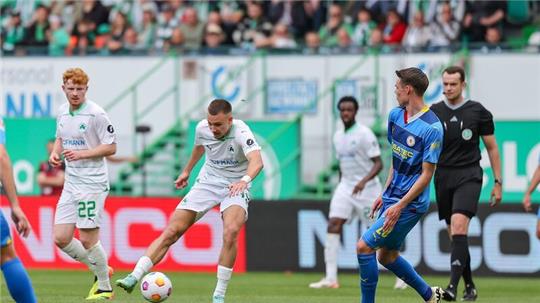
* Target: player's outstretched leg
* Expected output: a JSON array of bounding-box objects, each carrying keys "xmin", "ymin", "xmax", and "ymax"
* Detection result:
[
  {"xmin": 116, "ymin": 209, "xmax": 196, "ymax": 294},
  {"xmin": 380, "ymin": 252, "xmax": 442, "ymax": 303}
]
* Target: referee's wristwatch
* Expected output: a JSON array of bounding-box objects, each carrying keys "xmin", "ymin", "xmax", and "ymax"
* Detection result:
[{"xmin": 494, "ymin": 178, "xmax": 503, "ymax": 185}]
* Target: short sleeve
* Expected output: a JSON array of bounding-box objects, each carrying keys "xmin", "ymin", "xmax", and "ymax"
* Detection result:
[
  {"xmin": 478, "ymin": 104, "xmax": 494, "ymax": 136},
  {"xmin": 423, "ymin": 124, "xmax": 443, "ymax": 164},
  {"xmin": 237, "ymin": 126, "xmax": 261, "ymax": 156},
  {"xmin": 362, "ymin": 128, "xmax": 381, "ymax": 158},
  {"xmin": 94, "ymin": 113, "xmax": 116, "ymax": 145},
  {"xmin": 194, "ymin": 120, "xmax": 205, "ymax": 146}
]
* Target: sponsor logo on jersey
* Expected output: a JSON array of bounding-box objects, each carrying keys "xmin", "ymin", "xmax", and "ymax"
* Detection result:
[
  {"xmin": 210, "ymin": 159, "xmax": 239, "ymax": 166},
  {"xmin": 391, "ymin": 143, "xmax": 413, "ymax": 159},
  {"xmin": 63, "ymin": 139, "xmax": 86, "ymax": 147},
  {"xmin": 462, "ymin": 128, "xmax": 472, "ymax": 140},
  {"xmin": 406, "ymin": 135, "xmax": 416, "ymax": 147}
]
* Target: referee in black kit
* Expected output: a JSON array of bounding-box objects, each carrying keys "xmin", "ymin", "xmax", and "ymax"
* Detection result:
[{"xmin": 430, "ymin": 66, "xmax": 502, "ymax": 302}]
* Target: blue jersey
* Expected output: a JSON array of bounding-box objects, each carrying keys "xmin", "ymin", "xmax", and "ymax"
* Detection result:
[
  {"xmin": 382, "ymin": 106, "xmax": 443, "ymax": 213},
  {"xmin": 0, "ymin": 118, "xmax": 5, "ymax": 145}
]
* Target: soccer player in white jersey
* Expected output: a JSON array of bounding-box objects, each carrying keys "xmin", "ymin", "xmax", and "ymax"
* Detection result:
[
  {"xmin": 309, "ymin": 96, "xmax": 406, "ymax": 290},
  {"xmin": 116, "ymin": 99, "xmax": 264, "ymax": 303},
  {"xmin": 49, "ymin": 68, "xmax": 116, "ymax": 300}
]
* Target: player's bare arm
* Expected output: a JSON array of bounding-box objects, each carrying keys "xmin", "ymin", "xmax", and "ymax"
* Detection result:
[
  {"xmin": 174, "ymin": 145, "xmax": 205, "ymax": 189},
  {"xmin": 49, "ymin": 137, "xmax": 63, "ymax": 167},
  {"xmin": 353, "ymin": 156, "xmax": 383, "ymax": 195},
  {"xmin": 382, "ymin": 162, "xmax": 436, "ymax": 233},
  {"xmin": 0, "ymin": 144, "xmax": 31, "ymax": 237},
  {"xmin": 370, "ymin": 162, "xmax": 393, "ymax": 218},
  {"xmin": 481, "ymin": 134, "xmax": 502, "ymax": 206},
  {"xmin": 228, "ymin": 149, "xmax": 263, "ymax": 197},
  {"xmin": 523, "ymin": 164, "xmax": 540, "ymax": 212},
  {"xmin": 62, "ymin": 143, "xmax": 116, "ymax": 162}
]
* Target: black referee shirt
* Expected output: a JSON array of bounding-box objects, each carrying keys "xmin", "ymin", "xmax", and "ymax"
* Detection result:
[{"xmin": 430, "ymin": 100, "xmax": 494, "ymax": 168}]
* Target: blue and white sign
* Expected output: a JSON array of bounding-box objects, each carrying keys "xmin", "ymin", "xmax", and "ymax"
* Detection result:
[{"xmin": 266, "ymin": 79, "xmax": 318, "ymax": 114}]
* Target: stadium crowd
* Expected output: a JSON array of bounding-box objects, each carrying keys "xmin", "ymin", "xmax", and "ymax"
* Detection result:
[{"xmin": 1, "ymin": 0, "xmax": 539, "ymax": 56}]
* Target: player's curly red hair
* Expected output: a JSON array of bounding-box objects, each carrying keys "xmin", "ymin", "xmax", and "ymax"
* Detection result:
[{"xmin": 63, "ymin": 68, "xmax": 89, "ymax": 85}]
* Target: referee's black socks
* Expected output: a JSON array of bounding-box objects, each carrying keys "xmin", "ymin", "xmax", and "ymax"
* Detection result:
[{"xmin": 448, "ymin": 234, "xmax": 469, "ymax": 291}]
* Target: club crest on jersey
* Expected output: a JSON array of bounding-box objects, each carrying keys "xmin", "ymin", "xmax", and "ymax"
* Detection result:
[
  {"xmin": 229, "ymin": 146, "xmax": 235, "ymax": 153},
  {"xmin": 462, "ymin": 129, "xmax": 472, "ymax": 140},
  {"xmin": 406, "ymin": 135, "xmax": 415, "ymax": 147},
  {"xmin": 79, "ymin": 123, "xmax": 88, "ymax": 133}
]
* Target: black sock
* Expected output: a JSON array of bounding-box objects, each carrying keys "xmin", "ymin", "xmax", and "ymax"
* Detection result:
[
  {"xmin": 462, "ymin": 250, "xmax": 475, "ymax": 288},
  {"xmin": 449, "ymin": 234, "xmax": 468, "ymax": 290}
]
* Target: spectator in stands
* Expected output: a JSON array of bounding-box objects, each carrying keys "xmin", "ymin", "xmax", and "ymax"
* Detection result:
[
  {"xmin": 155, "ymin": 4, "xmax": 178, "ymax": 49},
  {"xmin": 211, "ymin": 0, "xmax": 245, "ymax": 45},
  {"xmin": 402, "ymin": 11, "xmax": 431, "ymax": 51},
  {"xmin": 352, "ymin": 8, "xmax": 376, "ymax": 47},
  {"xmin": 369, "ymin": 27, "xmax": 392, "ymax": 53},
  {"xmin": 47, "ymin": 14, "xmax": 70, "ymax": 56},
  {"xmin": 50, "ymin": 0, "xmax": 82, "ymax": 35},
  {"xmin": 68, "ymin": 19, "xmax": 96, "ymax": 55},
  {"xmin": 232, "ymin": 1, "xmax": 273, "ymax": 49},
  {"xmin": 528, "ymin": 27, "xmax": 540, "ymax": 51},
  {"xmin": 304, "ymin": 30, "xmax": 321, "ymax": 53},
  {"xmin": 123, "ymin": 26, "xmax": 142, "ymax": 52},
  {"xmin": 37, "ymin": 139, "xmax": 65, "ymax": 196},
  {"xmin": 362, "ymin": 0, "xmax": 406, "ymax": 24},
  {"xmin": 480, "ymin": 26, "xmax": 507, "ymax": 53},
  {"xmin": 319, "ymin": 3, "xmax": 352, "ymax": 47},
  {"xmin": 110, "ymin": 12, "xmax": 129, "ymax": 43},
  {"xmin": 202, "ymin": 23, "xmax": 226, "ymax": 54},
  {"xmin": 164, "ymin": 27, "xmax": 185, "ymax": 53},
  {"xmin": 179, "ymin": 7, "xmax": 204, "ymax": 49},
  {"xmin": 380, "ymin": 9, "xmax": 407, "ymax": 45},
  {"xmin": 429, "ymin": 2, "xmax": 461, "ymax": 50},
  {"xmin": 462, "ymin": 0, "xmax": 506, "ymax": 43},
  {"xmin": 81, "ymin": 0, "xmax": 110, "ymax": 36},
  {"xmin": 137, "ymin": 5, "xmax": 157, "ymax": 50},
  {"xmin": 23, "ymin": 4, "xmax": 50, "ymax": 53},
  {"xmin": 267, "ymin": 0, "xmax": 309, "ymax": 40},
  {"xmin": 255, "ymin": 22, "xmax": 297, "ymax": 49},
  {"xmin": 336, "ymin": 27, "xmax": 353, "ymax": 49},
  {"xmin": 1, "ymin": 11, "xmax": 25, "ymax": 52},
  {"xmin": 304, "ymin": 0, "xmax": 327, "ymax": 32}
]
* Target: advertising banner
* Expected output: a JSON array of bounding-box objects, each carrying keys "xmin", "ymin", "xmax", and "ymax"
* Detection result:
[
  {"xmin": 0, "ymin": 196, "xmax": 246, "ymax": 272},
  {"xmin": 246, "ymin": 201, "xmax": 540, "ymax": 276}
]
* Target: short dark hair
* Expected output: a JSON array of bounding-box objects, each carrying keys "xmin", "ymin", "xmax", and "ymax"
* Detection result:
[
  {"xmin": 337, "ymin": 96, "xmax": 359, "ymax": 111},
  {"xmin": 443, "ymin": 66, "xmax": 465, "ymax": 82},
  {"xmin": 395, "ymin": 67, "xmax": 429, "ymax": 96},
  {"xmin": 208, "ymin": 99, "xmax": 232, "ymax": 115}
]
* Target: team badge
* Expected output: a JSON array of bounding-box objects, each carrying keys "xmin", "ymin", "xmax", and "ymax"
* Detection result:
[
  {"xmin": 406, "ymin": 135, "xmax": 415, "ymax": 147},
  {"xmin": 229, "ymin": 146, "xmax": 235, "ymax": 153},
  {"xmin": 79, "ymin": 123, "xmax": 87, "ymax": 133},
  {"xmin": 462, "ymin": 129, "xmax": 472, "ymax": 140},
  {"xmin": 107, "ymin": 125, "xmax": 114, "ymax": 133},
  {"xmin": 246, "ymin": 138, "xmax": 254, "ymax": 146}
]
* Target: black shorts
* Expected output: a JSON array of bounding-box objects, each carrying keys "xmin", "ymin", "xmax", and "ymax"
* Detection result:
[{"xmin": 434, "ymin": 165, "xmax": 483, "ymax": 225}]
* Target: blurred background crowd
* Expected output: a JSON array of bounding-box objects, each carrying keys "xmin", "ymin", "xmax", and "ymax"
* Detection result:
[{"xmin": 1, "ymin": 0, "xmax": 539, "ymax": 56}]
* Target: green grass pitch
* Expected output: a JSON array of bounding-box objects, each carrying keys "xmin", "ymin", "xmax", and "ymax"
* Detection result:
[{"xmin": 1, "ymin": 270, "xmax": 539, "ymax": 302}]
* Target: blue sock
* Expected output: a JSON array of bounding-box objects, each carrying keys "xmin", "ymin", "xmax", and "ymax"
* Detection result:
[
  {"xmin": 1, "ymin": 258, "xmax": 37, "ymax": 303},
  {"xmin": 384, "ymin": 256, "xmax": 432, "ymax": 301},
  {"xmin": 357, "ymin": 253, "xmax": 378, "ymax": 303}
]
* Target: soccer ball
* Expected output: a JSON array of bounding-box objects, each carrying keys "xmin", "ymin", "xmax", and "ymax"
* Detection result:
[{"xmin": 140, "ymin": 272, "xmax": 173, "ymax": 302}]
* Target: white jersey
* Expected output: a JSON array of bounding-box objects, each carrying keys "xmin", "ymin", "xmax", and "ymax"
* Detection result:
[
  {"xmin": 334, "ymin": 123, "xmax": 381, "ymax": 188},
  {"xmin": 195, "ymin": 119, "xmax": 260, "ymax": 185},
  {"xmin": 56, "ymin": 100, "xmax": 116, "ymax": 192}
]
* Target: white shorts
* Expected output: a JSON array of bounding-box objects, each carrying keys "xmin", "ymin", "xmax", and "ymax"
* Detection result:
[
  {"xmin": 329, "ymin": 181, "xmax": 381, "ymax": 224},
  {"xmin": 177, "ymin": 181, "xmax": 250, "ymax": 221},
  {"xmin": 54, "ymin": 190, "xmax": 108, "ymax": 229}
]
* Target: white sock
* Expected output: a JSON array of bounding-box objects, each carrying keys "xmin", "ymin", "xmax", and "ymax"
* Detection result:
[
  {"xmin": 61, "ymin": 238, "xmax": 94, "ymax": 271},
  {"xmin": 213, "ymin": 265, "xmax": 233, "ymax": 297},
  {"xmin": 132, "ymin": 256, "xmax": 153, "ymax": 281},
  {"xmin": 324, "ymin": 233, "xmax": 340, "ymax": 282},
  {"xmin": 87, "ymin": 241, "xmax": 112, "ymax": 291}
]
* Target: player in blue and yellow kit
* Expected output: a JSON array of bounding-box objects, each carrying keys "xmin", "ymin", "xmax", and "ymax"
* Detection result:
[
  {"xmin": 356, "ymin": 68, "xmax": 444, "ymax": 303},
  {"xmin": 0, "ymin": 118, "xmax": 37, "ymax": 303}
]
